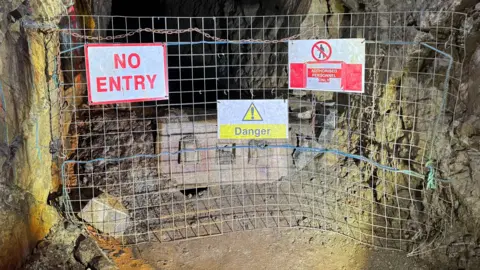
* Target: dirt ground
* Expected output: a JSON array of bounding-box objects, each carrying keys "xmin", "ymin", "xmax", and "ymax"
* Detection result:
[{"xmin": 133, "ymin": 229, "xmax": 430, "ymax": 270}]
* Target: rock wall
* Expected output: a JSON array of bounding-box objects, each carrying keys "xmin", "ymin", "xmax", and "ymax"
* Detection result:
[
  {"xmin": 319, "ymin": 0, "xmax": 480, "ymax": 268},
  {"xmin": 440, "ymin": 4, "xmax": 480, "ymax": 269},
  {"xmin": 0, "ymin": 0, "xmax": 64, "ymax": 268}
]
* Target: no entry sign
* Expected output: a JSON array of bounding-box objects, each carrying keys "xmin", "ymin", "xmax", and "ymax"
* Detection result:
[
  {"xmin": 85, "ymin": 43, "xmax": 169, "ymax": 105},
  {"xmin": 289, "ymin": 39, "xmax": 365, "ymax": 93}
]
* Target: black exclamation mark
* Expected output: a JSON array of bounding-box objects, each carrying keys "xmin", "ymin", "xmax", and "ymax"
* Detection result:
[{"xmin": 251, "ymin": 106, "xmax": 255, "ymax": 120}]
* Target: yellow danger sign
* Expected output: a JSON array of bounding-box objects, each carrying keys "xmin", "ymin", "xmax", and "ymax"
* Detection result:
[
  {"xmin": 242, "ymin": 103, "xmax": 263, "ymax": 121},
  {"xmin": 217, "ymin": 100, "xmax": 288, "ymax": 140}
]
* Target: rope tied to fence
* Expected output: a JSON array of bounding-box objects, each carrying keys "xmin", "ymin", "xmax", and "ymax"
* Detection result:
[
  {"xmin": 425, "ymin": 160, "xmax": 437, "ymax": 190},
  {"xmin": 60, "ymin": 144, "xmax": 451, "ymax": 189}
]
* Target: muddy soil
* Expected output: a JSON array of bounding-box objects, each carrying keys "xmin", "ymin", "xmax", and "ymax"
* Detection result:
[{"xmin": 135, "ymin": 229, "xmax": 430, "ymax": 270}]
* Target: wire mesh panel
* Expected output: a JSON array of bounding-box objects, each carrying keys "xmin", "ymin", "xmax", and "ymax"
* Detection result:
[{"xmin": 57, "ymin": 11, "xmax": 466, "ymax": 254}]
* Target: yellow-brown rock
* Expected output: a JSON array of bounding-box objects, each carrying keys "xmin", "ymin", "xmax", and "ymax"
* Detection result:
[{"xmin": 0, "ymin": 0, "xmax": 64, "ymax": 267}]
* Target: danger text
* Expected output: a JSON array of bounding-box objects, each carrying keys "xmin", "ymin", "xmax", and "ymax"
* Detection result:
[{"xmin": 235, "ymin": 127, "xmax": 272, "ymax": 137}]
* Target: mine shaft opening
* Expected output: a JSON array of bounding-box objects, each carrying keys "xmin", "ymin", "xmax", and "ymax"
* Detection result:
[
  {"xmin": 103, "ymin": 0, "xmax": 294, "ymax": 109},
  {"xmin": 102, "ymin": 0, "xmax": 351, "ymax": 141}
]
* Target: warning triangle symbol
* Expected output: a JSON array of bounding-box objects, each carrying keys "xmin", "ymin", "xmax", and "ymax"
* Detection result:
[{"xmin": 242, "ymin": 103, "xmax": 263, "ymax": 121}]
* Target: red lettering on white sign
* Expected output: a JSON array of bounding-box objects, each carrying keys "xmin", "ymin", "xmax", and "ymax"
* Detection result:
[
  {"xmin": 85, "ymin": 43, "xmax": 169, "ymax": 105},
  {"xmin": 95, "ymin": 75, "xmax": 158, "ymax": 91},
  {"xmin": 288, "ymin": 39, "xmax": 365, "ymax": 93},
  {"xmin": 96, "ymin": 77, "xmax": 107, "ymax": 92},
  {"xmin": 114, "ymin": 53, "xmax": 141, "ymax": 69},
  {"xmin": 146, "ymin": 74, "xmax": 157, "ymax": 89}
]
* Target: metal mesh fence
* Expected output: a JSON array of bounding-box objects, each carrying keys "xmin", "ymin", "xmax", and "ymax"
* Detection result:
[{"xmin": 55, "ymin": 12, "xmax": 466, "ymax": 254}]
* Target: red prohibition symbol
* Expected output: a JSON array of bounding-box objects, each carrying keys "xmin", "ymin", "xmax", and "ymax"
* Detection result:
[{"xmin": 311, "ymin": 41, "xmax": 332, "ymax": 61}]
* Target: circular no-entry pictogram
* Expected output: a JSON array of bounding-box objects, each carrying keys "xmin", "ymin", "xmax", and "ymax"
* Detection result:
[{"xmin": 311, "ymin": 41, "xmax": 332, "ymax": 61}]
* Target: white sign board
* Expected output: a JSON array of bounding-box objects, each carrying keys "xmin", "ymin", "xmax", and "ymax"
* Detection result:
[
  {"xmin": 85, "ymin": 43, "xmax": 169, "ymax": 105},
  {"xmin": 288, "ymin": 39, "xmax": 365, "ymax": 93},
  {"xmin": 217, "ymin": 100, "xmax": 288, "ymax": 140}
]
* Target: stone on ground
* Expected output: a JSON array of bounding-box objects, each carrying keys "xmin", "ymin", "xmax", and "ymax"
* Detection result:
[{"xmin": 79, "ymin": 193, "xmax": 130, "ymax": 237}]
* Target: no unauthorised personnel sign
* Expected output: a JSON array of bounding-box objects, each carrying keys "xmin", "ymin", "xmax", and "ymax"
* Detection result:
[
  {"xmin": 217, "ymin": 100, "xmax": 288, "ymax": 140},
  {"xmin": 289, "ymin": 39, "xmax": 365, "ymax": 93},
  {"xmin": 85, "ymin": 43, "xmax": 169, "ymax": 105}
]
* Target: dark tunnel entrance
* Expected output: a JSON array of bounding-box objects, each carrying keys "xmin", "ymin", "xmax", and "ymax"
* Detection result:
[
  {"xmin": 104, "ymin": 20, "xmax": 230, "ymax": 107},
  {"xmin": 94, "ymin": 0, "xmax": 315, "ymax": 108},
  {"xmin": 104, "ymin": 1, "xmax": 275, "ymax": 108}
]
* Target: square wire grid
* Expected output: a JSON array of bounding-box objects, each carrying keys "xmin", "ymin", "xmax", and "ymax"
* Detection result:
[{"xmin": 58, "ymin": 12, "xmax": 465, "ymax": 254}]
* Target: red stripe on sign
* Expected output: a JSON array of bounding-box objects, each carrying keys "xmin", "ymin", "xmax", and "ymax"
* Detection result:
[
  {"xmin": 341, "ymin": 63, "xmax": 363, "ymax": 91},
  {"xmin": 289, "ymin": 63, "xmax": 307, "ymax": 88}
]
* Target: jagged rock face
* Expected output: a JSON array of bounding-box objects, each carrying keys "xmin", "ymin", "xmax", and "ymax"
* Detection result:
[
  {"xmin": 0, "ymin": 0, "xmax": 64, "ymax": 268},
  {"xmin": 72, "ymin": 110, "xmax": 159, "ymax": 203},
  {"xmin": 336, "ymin": 1, "xmax": 480, "ymax": 268},
  {"xmin": 22, "ymin": 223, "xmax": 118, "ymax": 270}
]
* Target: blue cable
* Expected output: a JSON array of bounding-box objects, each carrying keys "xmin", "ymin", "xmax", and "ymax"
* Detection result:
[{"xmin": 61, "ymin": 144, "xmax": 450, "ymax": 184}]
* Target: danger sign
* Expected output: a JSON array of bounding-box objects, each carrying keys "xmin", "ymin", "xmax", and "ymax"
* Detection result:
[
  {"xmin": 217, "ymin": 100, "xmax": 288, "ymax": 140},
  {"xmin": 242, "ymin": 103, "xmax": 263, "ymax": 121},
  {"xmin": 289, "ymin": 39, "xmax": 365, "ymax": 93},
  {"xmin": 85, "ymin": 43, "xmax": 169, "ymax": 105}
]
